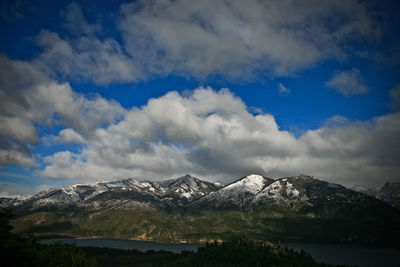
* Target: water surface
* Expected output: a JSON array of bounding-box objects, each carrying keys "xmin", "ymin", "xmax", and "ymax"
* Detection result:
[
  {"xmin": 40, "ymin": 238, "xmax": 400, "ymax": 266},
  {"xmin": 40, "ymin": 238, "xmax": 203, "ymax": 253},
  {"xmin": 280, "ymin": 242, "xmax": 400, "ymax": 267}
]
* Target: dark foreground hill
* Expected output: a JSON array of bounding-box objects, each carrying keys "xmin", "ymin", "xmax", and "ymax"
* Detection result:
[
  {"xmin": 6, "ymin": 174, "xmax": 400, "ymax": 247},
  {"xmin": 81, "ymin": 240, "xmax": 345, "ymax": 267}
]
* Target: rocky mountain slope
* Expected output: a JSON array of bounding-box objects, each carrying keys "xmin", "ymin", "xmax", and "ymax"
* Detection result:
[
  {"xmin": 190, "ymin": 174, "xmax": 275, "ymax": 209},
  {"xmin": 6, "ymin": 174, "xmax": 400, "ymax": 213},
  {"xmin": 5, "ymin": 174, "xmax": 400, "ymax": 247},
  {"xmin": 11, "ymin": 175, "xmax": 223, "ymax": 214},
  {"xmin": 0, "ymin": 197, "xmax": 23, "ymax": 208},
  {"xmin": 190, "ymin": 174, "xmax": 385, "ymax": 214},
  {"xmin": 349, "ymin": 185, "xmax": 377, "ymax": 197},
  {"xmin": 377, "ymin": 182, "xmax": 400, "ymax": 209}
]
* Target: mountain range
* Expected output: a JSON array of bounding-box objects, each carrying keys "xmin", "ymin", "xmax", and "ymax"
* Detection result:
[
  {"xmin": 3, "ymin": 174, "xmax": 400, "ymax": 247},
  {"xmin": 6, "ymin": 175, "xmax": 223, "ymax": 213}
]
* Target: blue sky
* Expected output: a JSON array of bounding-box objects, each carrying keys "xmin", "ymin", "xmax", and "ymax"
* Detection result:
[{"xmin": 1, "ymin": 0, "xmax": 400, "ymax": 197}]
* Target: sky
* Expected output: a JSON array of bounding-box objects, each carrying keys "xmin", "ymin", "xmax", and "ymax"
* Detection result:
[{"xmin": 0, "ymin": 0, "xmax": 400, "ymax": 197}]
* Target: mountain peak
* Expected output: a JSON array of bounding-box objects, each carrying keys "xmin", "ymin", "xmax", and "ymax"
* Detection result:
[
  {"xmin": 224, "ymin": 174, "xmax": 274, "ymax": 192},
  {"xmin": 189, "ymin": 174, "xmax": 276, "ymax": 209},
  {"xmin": 246, "ymin": 174, "xmax": 264, "ymax": 180},
  {"xmin": 161, "ymin": 174, "xmax": 199, "ymax": 186},
  {"xmin": 297, "ymin": 174, "xmax": 314, "ymax": 179},
  {"xmin": 377, "ymin": 181, "xmax": 400, "ymax": 209},
  {"xmin": 178, "ymin": 174, "xmax": 198, "ymax": 181},
  {"xmin": 155, "ymin": 175, "xmax": 222, "ymax": 200},
  {"xmin": 237, "ymin": 174, "xmax": 267, "ymax": 191}
]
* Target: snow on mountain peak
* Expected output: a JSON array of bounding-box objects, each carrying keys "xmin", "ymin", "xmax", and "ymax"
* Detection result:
[
  {"xmin": 224, "ymin": 174, "xmax": 266, "ymax": 194},
  {"xmin": 12, "ymin": 174, "xmax": 396, "ymax": 213},
  {"xmin": 158, "ymin": 174, "xmax": 221, "ymax": 200},
  {"xmin": 189, "ymin": 174, "xmax": 276, "ymax": 209},
  {"xmin": 214, "ymin": 182, "xmax": 224, "ymax": 188}
]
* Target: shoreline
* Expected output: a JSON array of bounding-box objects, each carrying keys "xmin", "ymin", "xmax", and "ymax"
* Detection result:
[{"xmin": 37, "ymin": 235, "xmax": 400, "ymax": 250}]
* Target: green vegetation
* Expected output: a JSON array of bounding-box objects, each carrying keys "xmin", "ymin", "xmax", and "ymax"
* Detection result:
[
  {"xmin": 81, "ymin": 239, "xmax": 345, "ymax": 267},
  {"xmin": 12, "ymin": 205, "xmax": 400, "ymax": 247},
  {"xmin": 2, "ymin": 208, "xmax": 348, "ymax": 267},
  {"xmin": 0, "ymin": 208, "xmax": 96, "ymax": 267}
]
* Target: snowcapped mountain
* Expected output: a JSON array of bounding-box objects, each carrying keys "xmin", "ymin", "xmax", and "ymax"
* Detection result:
[
  {"xmin": 10, "ymin": 173, "xmax": 398, "ymax": 216},
  {"xmin": 190, "ymin": 174, "xmax": 275, "ymax": 209},
  {"xmin": 158, "ymin": 175, "xmax": 222, "ymax": 200},
  {"xmin": 14, "ymin": 175, "xmax": 223, "ymax": 213},
  {"xmin": 0, "ymin": 193, "xmax": 30, "ymax": 208},
  {"xmin": 80, "ymin": 175, "xmax": 224, "ymax": 211},
  {"xmin": 0, "ymin": 197, "xmax": 24, "ymax": 208},
  {"xmin": 10, "ymin": 174, "xmax": 400, "ymax": 247},
  {"xmin": 377, "ymin": 182, "xmax": 400, "ymax": 209},
  {"xmin": 190, "ymin": 174, "xmax": 382, "ymax": 213},
  {"xmin": 250, "ymin": 175, "xmax": 311, "ymax": 209},
  {"xmin": 15, "ymin": 184, "xmax": 103, "ymax": 212}
]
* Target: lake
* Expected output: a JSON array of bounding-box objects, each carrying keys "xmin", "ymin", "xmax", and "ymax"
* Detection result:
[
  {"xmin": 39, "ymin": 238, "xmax": 203, "ymax": 253},
  {"xmin": 280, "ymin": 242, "xmax": 400, "ymax": 267},
  {"xmin": 40, "ymin": 238, "xmax": 400, "ymax": 267}
]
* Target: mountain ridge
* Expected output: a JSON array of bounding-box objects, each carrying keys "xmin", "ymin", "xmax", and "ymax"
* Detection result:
[
  {"xmin": 4, "ymin": 174, "xmax": 400, "ymax": 212},
  {"xmin": 377, "ymin": 181, "xmax": 400, "ymax": 209},
  {"xmin": 5, "ymin": 174, "xmax": 400, "ymax": 247},
  {"xmin": 8, "ymin": 174, "xmax": 224, "ymax": 213}
]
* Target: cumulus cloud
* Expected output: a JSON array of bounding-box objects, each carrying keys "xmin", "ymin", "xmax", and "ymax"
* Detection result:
[
  {"xmin": 31, "ymin": 1, "xmax": 378, "ymax": 84},
  {"xmin": 35, "ymin": 30, "xmax": 139, "ymax": 85},
  {"xmin": 49, "ymin": 129, "xmax": 87, "ymax": 144},
  {"xmin": 1, "ymin": 1, "xmax": 396, "ymax": 190},
  {"xmin": 0, "ymin": 56, "xmax": 125, "ymax": 167},
  {"xmin": 325, "ymin": 68, "xmax": 370, "ymax": 96},
  {"xmin": 0, "ymin": 145, "xmax": 37, "ymax": 168},
  {"xmin": 300, "ymin": 113, "xmax": 400, "ymax": 185},
  {"xmin": 119, "ymin": 0, "xmax": 377, "ymax": 79},
  {"xmin": 39, "ymin": 87, "xmax": 400, "ymax": 188},
  {"xmin": 26, "ymin": 2, "xmax": 140, "ymax": 85}
]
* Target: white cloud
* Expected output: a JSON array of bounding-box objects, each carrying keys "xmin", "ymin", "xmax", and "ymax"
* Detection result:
[
  {"xmin": 35, "ymin": 30, "xmax": 139, "ymax": 85},
  {"xmin": 119, "ymin": 0, "xmax": 378, "ymax": 80},
  {"xmin": 0, "ymin": 56, "xmax": 125, "ymax": 167},
  {"xmin": 325, "ymin": 68, "xmax": 370, "ymax": 96},
  {"xmin": 278, "ymin": 83, "xmax": 290, "ymax": 94},
  {"xmin": 51, "ymin": 129, "xmax": 87, "ymax": 144},
  {"xmin": 0, "ymin": 147, "xmax": 37, "ymax": 168},
  {"xmin": 39, "ymin": 87, "xmax": 400, "ymax": 188},
  {"xmin": 0, "ymin": 116, "xmax": 38, "ymax": 143},
  {"xmin": 0, "ymin": 1, "xmax": 395, "ymax": 189},
  {"xmin": 30, "ymin": 1, "xmax": 379, "ymax": 84},
  {"xmin": 30, "ymin": 2, "xmax": 140, "ymax": 85}
]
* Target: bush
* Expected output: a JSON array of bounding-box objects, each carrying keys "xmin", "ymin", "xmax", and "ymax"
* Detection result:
[{"xmin": 0, "ymin": 208, "xmax": 96, "ymax": 267}]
